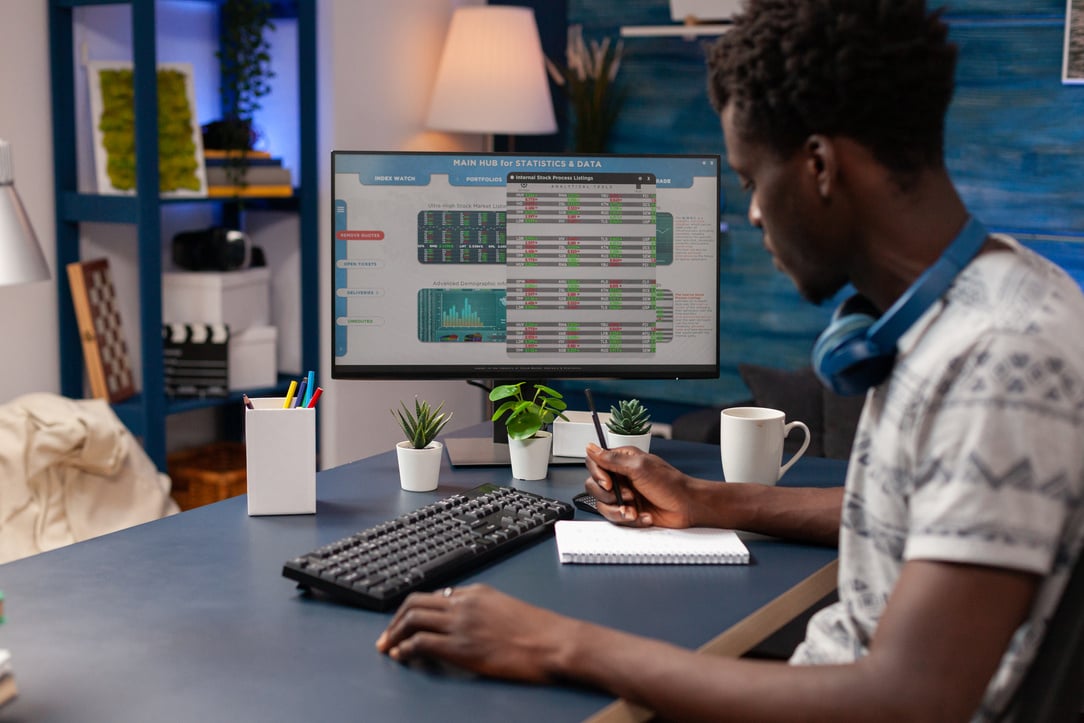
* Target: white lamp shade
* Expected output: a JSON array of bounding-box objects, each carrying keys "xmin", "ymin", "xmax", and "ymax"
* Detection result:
[
  {"xmin": 0, "ymin": 140, "xmax": 50, "ymax": 287},
  {"xmin": 427, "ymin": 6, "xmax": 557, "ymax": 135}
]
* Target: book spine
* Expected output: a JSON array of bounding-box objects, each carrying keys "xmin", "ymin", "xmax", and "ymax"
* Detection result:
[
  {"xmin": 204, "ymin": 156, "xmax": 282, "ymax": 167},
  {"xmin": 205, "ymin": 165, "xmax": 292, "ymax": 186},
  {"xmin": 206, "ymin": 184, "xmax": 294, "ymax": 198},
  {"xmin": 203, "ymin": 149, "xmax": 273, "ymax": 160}
]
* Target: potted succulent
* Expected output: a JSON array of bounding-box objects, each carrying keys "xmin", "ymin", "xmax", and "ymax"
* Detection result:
[
  {"xmin": 605, "ymin": 398, "xmax": 653, "ymax": 452},
  {"xmin": 391, "ymin": 397, "xmax": 452, "ymax": 492},
  {"xmin": 489, "ymin": 382, "xmax": 569, "ymax": 480}
]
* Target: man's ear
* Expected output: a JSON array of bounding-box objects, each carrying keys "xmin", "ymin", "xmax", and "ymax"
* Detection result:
[{"xmin": 804, "ymin": 134, "xmax": 836, "ymax": 199}]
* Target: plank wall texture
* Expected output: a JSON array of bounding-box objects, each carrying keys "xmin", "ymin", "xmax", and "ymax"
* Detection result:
[{"xmin": 556, "ymin": 0, "xmax": 1084, "ymax": 415}]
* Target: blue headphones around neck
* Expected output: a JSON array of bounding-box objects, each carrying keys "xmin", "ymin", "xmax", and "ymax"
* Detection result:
[{"xmin": 811, "ymin": 216, "xmax": 990, "ymax": 397}]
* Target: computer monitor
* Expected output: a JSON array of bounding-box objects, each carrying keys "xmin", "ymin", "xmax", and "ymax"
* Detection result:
[{"xmin": 332, "ymin": 151, "xmax": 721, "ymax": 464}]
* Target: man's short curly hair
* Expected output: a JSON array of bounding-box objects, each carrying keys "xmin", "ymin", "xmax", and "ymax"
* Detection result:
[{"xmin": 707, "ymin": 0, "xmax": 957, "ymax": 181}]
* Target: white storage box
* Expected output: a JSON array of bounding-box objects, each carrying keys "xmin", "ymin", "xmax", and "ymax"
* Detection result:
[
  {"xmin": 163, "ymin": 267, "xmax": 271, "ymax": 331},
  {"xmin": 552, "ymin": 410, "xmax": 612, "ymax": 458},
  {"xmin": 229, "ymin": 325, "xmax": 278, "ymax": 390}
]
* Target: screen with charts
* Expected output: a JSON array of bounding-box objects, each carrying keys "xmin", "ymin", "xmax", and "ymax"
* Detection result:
[{"xmin": 332, "ymin": 151, "xmax": 720, "ymax": 381}]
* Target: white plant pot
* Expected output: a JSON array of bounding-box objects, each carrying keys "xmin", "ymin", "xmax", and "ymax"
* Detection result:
[
  {"xmin": 604, "ymin": 430, "xmax": 652, "ymax": 453},
  {"xmin": 395, "ymin": 441, "xmax": 443, "ymax": 492},
  {"xmin": 507, "ymin": 431, "xmax": 552, "ymax": 481}
]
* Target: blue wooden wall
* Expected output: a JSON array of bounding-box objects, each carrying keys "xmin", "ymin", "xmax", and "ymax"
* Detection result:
[{"xmin": 553, "ymin": 0, "xmax": 1084, "ymax": 419}]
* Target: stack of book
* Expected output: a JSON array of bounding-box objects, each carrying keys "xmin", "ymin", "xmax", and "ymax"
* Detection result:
[{"xmin": 204, "ymin": 149, "xmax": 293, "ymax": 197}]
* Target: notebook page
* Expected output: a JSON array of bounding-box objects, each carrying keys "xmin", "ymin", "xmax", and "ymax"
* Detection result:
[{"xmin": 555, "ymin": 520, "xmax": 750, "ymax": 564}]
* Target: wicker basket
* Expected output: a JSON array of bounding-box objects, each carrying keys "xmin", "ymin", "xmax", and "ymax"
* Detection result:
[{"xmin": 167, "ymin": 441, "xmax": 247, "ymax": 510}]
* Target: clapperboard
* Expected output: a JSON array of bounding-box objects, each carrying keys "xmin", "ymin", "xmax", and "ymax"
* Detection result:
[{"xmin": 163, "ymin": 323, "xmax": 230, "ymax": 398}]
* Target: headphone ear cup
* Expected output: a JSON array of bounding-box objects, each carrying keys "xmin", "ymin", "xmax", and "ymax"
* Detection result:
[
  {"xmin": 812, "ymin": 293, "xmax": 897, "ymax": 396},
  {"xmin": 812, "ymin": 309, "xmax": 877, "ymax": 389}
]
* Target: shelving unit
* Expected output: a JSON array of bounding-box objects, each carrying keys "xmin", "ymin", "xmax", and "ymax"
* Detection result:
[{"xmin": 49, "ymin": 0, "xmax": 319, "ymax": 470}]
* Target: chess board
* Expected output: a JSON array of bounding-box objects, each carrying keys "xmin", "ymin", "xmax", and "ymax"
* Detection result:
[{"xmin": 66, "ymin": 258, "xmax": 137, "ymax": 403}]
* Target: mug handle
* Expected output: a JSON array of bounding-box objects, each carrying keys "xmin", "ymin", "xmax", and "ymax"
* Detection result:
[{"xmin": 779, "ymin": 421, "xmax": 811, "ymax": 478}]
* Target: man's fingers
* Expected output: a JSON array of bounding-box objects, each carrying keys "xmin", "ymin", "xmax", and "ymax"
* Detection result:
[
  {"xmin": 585, "ymin": 476, "xmax": 616, "ymax": 500},
  {"xmin": 379, "ymin": 594, "xmax": 454, "ymax": 652},
  {"xmin": 387, "ymin": 629, "xmax": 454, "ymax": 663}
]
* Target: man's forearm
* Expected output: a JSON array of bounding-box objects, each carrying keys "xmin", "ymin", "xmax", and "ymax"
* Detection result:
[
  {"xmin": 688, "ymin": 481, "xmax": 843, "ymax": 546},
  {"xmin": 547, "ymin": 559, "xmax": 1036, "ymax": 723},
  {"xmin": 552, "ymin": 618, "xmax": 869, "ymax": 723}
]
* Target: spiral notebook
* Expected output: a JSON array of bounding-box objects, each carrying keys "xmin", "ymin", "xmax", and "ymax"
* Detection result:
[{"xmin": 554, "ymin": 521, "xmax": 750, "ymax": 565}]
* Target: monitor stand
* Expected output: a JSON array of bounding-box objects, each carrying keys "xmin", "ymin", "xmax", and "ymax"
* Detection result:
[{"xmin": 444, "ymin": 423, "xmax": 584, "ymax": 468}]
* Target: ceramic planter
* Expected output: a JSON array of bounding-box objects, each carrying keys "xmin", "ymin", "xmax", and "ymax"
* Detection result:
[
  {"xmin": 507, "ymin": 431, "xmax": 552, "ymax": 480},
  {"xmin": 395, "ymin": 440, "xmax": 443, "ymax": 491},
  {"xmin": 604, "ymin": 430, "xmax": 652, "ymax": 453}
]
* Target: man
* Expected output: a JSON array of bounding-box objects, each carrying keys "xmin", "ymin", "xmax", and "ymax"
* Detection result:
[{"xmin": 378, "ymin": 1, "xmax": 1084, "ymax": 720}]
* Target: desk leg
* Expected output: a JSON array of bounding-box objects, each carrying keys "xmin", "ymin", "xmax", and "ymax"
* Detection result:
[{"xmin": 583, "ymin": 560, "xmax": 840, "ymax": 723}]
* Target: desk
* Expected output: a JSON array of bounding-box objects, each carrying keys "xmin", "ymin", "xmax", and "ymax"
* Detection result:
[{"xmin": 0, "ymin": 436, "xmax": 844, "ymax": 722}]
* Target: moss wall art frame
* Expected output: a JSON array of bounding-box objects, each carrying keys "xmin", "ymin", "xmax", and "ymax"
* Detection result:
[{"xmin": 86, "ymin": 60, "xmax": 208, "ymax": 196}]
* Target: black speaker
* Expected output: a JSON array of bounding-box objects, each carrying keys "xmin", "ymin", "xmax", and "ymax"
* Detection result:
[{"xmin": 172, "ymin": 227, "xmax": 251, "ymax": 271}]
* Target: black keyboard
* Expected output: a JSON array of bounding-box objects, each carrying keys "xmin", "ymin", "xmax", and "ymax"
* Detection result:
[{"xmin": 282, "ymin": 483, "xmax": 575, "ymax": 611}]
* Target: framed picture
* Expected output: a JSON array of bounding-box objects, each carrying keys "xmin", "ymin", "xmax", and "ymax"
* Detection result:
[
  {"xmin": 1063, "ymin": 0, "xmax": 1084, "ymax": 84},
  {"xmin": 86, "ymin": 60, "xmax": 208, "ymax": 196}
]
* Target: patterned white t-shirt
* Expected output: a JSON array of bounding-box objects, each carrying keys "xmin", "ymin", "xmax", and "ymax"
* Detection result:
[{"xmin": 790, "ymin": 235, "xmax": 1084, "ymax": 721}]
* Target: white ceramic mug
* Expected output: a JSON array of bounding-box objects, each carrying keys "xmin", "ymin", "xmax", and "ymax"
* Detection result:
[{"xmin": 720, "ymin": 407, "xmax": 810, "ymax": 485}]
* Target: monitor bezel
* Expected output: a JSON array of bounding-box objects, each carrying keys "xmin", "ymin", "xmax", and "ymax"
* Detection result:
[{"xmin": 330, "ymin": 149, "xmax": 722, "ymax": 382}]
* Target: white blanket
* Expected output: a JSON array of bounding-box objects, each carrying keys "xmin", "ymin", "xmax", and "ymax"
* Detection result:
[{"xmin": 0, "ymin": 393, "xmax": 179, "ymax": 564}]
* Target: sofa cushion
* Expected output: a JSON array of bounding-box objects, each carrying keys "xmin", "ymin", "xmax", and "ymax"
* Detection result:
[{"xmin": 821, "ymin": 389, "xmax": 865, "ymax": 460}]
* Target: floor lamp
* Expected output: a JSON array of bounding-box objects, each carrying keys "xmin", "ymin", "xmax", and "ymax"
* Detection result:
[
  {"xmin": 0, "ymin": 139, "xmax": 50, "ymax": 287},
  {"xmin": 426, "ymin": 5, "xmax": 557, "ymax": 151}
]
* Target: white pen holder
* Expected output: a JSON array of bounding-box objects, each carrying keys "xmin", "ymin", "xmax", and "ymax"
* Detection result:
[{"xmin": 245, "ymin": 397, "xmax": 316, "ymax": 516}]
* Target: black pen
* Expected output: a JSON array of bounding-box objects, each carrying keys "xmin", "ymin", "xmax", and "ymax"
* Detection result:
[{"xmin": 585, "ymin": 389, "xmax": 639, "ymax": 519}]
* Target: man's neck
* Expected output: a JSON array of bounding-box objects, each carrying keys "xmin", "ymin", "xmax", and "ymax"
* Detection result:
[{"xmin": 849, "ymin": 170, "xmax": 969, "ymax": 313}]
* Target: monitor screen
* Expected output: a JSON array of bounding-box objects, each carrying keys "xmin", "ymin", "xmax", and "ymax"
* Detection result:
[{"xmin": 332, "ymin": 151, "xmax": 720, "ymax": 382}]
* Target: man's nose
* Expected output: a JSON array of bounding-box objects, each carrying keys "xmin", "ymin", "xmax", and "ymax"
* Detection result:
[{"xmin": 748, "ymin": 195, "xmax": 763, "ymax": 228}]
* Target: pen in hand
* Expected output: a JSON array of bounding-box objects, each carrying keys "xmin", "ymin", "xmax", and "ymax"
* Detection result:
[{"xmin": 585, "ymin": 389, "xmax": 639, "ymax": 519}]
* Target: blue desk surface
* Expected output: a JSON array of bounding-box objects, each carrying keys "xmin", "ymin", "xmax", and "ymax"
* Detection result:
[{"xmin": 0, "ymin": 436, "xmax": 844, "ymax": 723}]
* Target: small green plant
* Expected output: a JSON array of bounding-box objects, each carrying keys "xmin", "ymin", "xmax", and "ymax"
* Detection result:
[
  {"xmin": 489, "ymin": 383, "xmax": 569, "ymax": 441},
  {"xmin": 391, "ymin": 397, "xmax": 452, "ymax": 449},
  {"xmin": 606, "ymin": 399, "xmax": 651, "ymax": 436}
]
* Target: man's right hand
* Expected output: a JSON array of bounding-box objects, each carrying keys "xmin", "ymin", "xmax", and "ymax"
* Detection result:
[
  {"xmin": 583, "ymin": 443, "xmax": 706, "ymax": 529},
  {"xmin": 584, "ymin": 443, "xmax": 843, "ymax": 545}
]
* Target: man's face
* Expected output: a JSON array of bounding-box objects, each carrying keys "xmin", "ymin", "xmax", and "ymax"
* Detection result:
[{"xmin": 721, "ymin": 104, "xmax": 849, "ymax": 305}]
